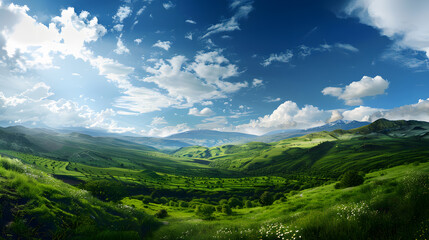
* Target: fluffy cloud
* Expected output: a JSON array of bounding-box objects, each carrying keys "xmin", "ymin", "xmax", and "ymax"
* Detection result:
[
  {"xmin": 114, "ymin": 34, "xmax": 129, "ymax": 55},
  {"xmin": 163, "ymin": 1, "xmax": 175, "ymax": 10},
  {"xmin": 322, "ymin": 76, "xmax": 389, "ymax": 106},
  {"xmin": 202, "ymin": 0, "xmax": 253, "ymax": 38},
  {"xmin": 261, "ymin": 51, "xmax": 293, "ymax": 67},
  {"xmin": 134, "ymin": 38, "xmax": 142, "ymax": 44},
  {"xmin": 113, "ymin": 24, "xmax": 124, "ymax": 32},
  {"xmin": 153, "ymin": 40, "xmax": 172, "ymax": 51},
  {"xmin": 252, "ymin": 78, "xmax": 263, "ymax": 87},
  {"xmin": 189, "ymin": 107, "xmax": 215, "ymax": 117},
  {"xmin": 344, "ymin": 0, "xmax": 429, "ymax": 58},
  {"xmin": 113, "ymin": 6, "xmax": 132, "ymax": 23},
  {"xmin": 236, "ymin": 101, "xmax": 330, "ymax": 135},
  {"xmin": 142, "ymin": 51, "xmax": 248, "ymax": 106},
  {"xmin": 0, "ymin": 83, "xmax": 132, "ymax": 133}
]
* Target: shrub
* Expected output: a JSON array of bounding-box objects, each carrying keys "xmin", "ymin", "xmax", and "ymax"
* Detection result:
[
  {"xmin": 259, "ymin": 191, "xmax": 274, "ymax": 206},
  {"xmin": 221, "ymin": 204, "xmax": 232, "ymax": 215},
  {"xmin": 336, "ymin": 171, "xmax": 365, "ymax": 188},
  {"xmin": 154, "ymin": 209, "xmax": 168, "ymax": 219},
  {"xmin": 195, "ymin": 205, "xmax": 215, "ymax": 219},
  {"xmin": 244, "ymin": 200, "xmax": 252, "ymax": 208}
]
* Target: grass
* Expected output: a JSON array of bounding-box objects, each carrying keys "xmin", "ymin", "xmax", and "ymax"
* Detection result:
[
  {"xmin": 144, "ymin": 162, "xmax": 429, "ymax": 240},
  {"xmin": 0, "ymin": 156, "xmax": 160, "ymax": 239}
]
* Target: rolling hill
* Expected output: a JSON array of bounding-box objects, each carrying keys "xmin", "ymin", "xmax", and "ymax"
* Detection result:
[{"xmin": 174, "ymin": 119, "xmax": 429, "ymax": 176}]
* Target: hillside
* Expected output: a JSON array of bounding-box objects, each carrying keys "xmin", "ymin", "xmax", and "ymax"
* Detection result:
[
  {"xmin": 166, "ymin": 130, "xmax": 256, "ymax": 147},
  {"xmin": 174, "ymin": 119, "xmax": 429, "ymax": 176},
  {"xmin": 0, "ymin": 156, "xmax": 159, "ymax": 239},
  {"xmin": 236, "ymin": 120, "xmax": 370, "ymax": 144}
]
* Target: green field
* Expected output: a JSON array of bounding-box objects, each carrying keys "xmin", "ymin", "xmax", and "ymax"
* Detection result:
[{"xmin": 0, "ymin": 119, "xmax": 428, "ymax": 239}]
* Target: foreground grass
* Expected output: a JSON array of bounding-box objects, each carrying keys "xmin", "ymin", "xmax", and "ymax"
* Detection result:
[
  {"xmin": 0, "ymin": 156, "xmax": 159, "ymax": 239},
  {"xmin": 145, "ymin": 162, "xmax": 429, "ymax": 240}
]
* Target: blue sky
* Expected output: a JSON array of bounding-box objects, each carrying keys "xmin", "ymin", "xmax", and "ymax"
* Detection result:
[{"xmin": 0, "ymin": 0, "xmax": 428, "ymax": 136}]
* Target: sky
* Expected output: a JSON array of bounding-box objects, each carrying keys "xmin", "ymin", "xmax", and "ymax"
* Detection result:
[{"xmin": 0, "ymin": 0, "xmax": 428, "ymax": 137}]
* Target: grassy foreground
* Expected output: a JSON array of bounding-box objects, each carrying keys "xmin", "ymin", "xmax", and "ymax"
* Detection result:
[
  {"xmin": 0, "ymin": 156, "xmax": 159, "ymax": 239},
  {"xmin": 142, "ymin": 162, "xmax": 429, "ymax": 240}
]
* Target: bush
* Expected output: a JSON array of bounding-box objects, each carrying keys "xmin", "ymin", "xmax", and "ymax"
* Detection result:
[
  {"xmin": 244, "ymin": 200, "xmax": 252, "ymax": 208},
  {"xmin": 228, "ymin": 197, "xmax": 242, "ymax": 208},
  {"xmin": 221, "ymin": 204, "xmax": 232, "ymax": 215},
  {"xmin": 259, "ymin": 191, "xmax": 274, "ymax": 206},
  {"xmin": 155, "ymin": 209, "xmax": 168, "ymax": 219},
  {"xmin": 195, "ymin": 205, "xmax": 215, "ymax": 219},
  {"xmin": 336, "ymin": 171, "xmax": 365, "ymax": 188}
]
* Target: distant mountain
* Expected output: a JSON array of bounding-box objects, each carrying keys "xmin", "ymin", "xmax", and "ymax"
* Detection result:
[
  {"xmin": 166, "ymin": 130, "xmax": 257, "ymax": 147},
  {"xmin": 238, "ymin": 120, "xmax": 370, "ymax": 144}
]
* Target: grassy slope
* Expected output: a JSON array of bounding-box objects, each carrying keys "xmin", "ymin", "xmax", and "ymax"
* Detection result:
[
  {"xmin": 0, "ymin": 156, "xmax": 159, "ymax": 239},
  {"xmin": 174, "ymin": 119, "xmax": 429, "ymax": 176},
  {"xmin": 144, "ymin": 162, "xmax": 429, "ymax": 240}
]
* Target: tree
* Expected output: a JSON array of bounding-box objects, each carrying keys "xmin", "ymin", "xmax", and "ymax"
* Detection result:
[
  {"xmin": 228, "ymin": 197, "xmax": 242, "ymax": 208},
  {"xmin": 195, "ymin": 204, "xmax": 215, "ymax": 219},
  {"xmin": 259, "ymin": 191, "xmax": 274, "ymax": 206},
  {"xmin": 221, "ymin": 204, "xmax": 232, "ymax": 215},
  {"xmin": 244, "ymin": 200, "xmax": 252, "ymax": 208},
  {"xmin": 335, "ymin": 171, "xmax": 364, "ymax": 189},
  {"xmin": 155, "ymin": 209, "xmax": 168, "ymax": 218}
]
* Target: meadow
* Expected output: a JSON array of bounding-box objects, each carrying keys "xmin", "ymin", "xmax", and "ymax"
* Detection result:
[{"xmin": 0, "ymin": 119, "xmax": 428, "ymax": 239}]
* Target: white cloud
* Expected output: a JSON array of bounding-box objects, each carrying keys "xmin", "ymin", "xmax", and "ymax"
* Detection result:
[
  {"xmin": 263, "ymin": 97, "xmax": 281, "ymax": 103},
  {"xmin": 113, "ymin": 24, "xmax": 124, "ymax": 32},
  {"xmin": 335, "ymin": 43, "xmax": 359, "ymax": 52},
  {"xmin": 202, "ymin": 0, "xmax": 253, "ymax": 38},
  {"xmin": 136, "ymin": 6, "xmax": 146, "ymax": 16},
  {"xmin": 185, "ymin": 32, "xmax": 193, "ymax": 40},
  {"xmin": 252, "ymin": 78, "xmax": 263, "ymax": 87},
  {"xmin": 189, "ymin": 107, "xmax": 215, "ymax": 117},
  {"xmin": 342, "ymin": 106, "xmax": 383, "ymax": 122},
  {"xmin": 327, "ymin": 110, "xmax": 344, "ymax": 123},
  {"xmin": 163, "ymin": 1, "xmax": 175, "ymax": 10},
  {"xmin": 142, "ymin": 51, "xmax": 248, "ymax": 106},
  {"xmin": 134, "ymin": 38, "xmax": 142, "ymax": 44},
  {"xmin": 298, "ymin": 43, "xmax": 359, "ymax": 58},
  {"xmin": 147, "ymin": 123, "xmax": 190, "ymax": 137},
  {"xmin": 151, "ymin": 116, "xmax": 167, "ymax": 126},
  {"xmin": 370, "ymin": 98, "xmax": 429, "ymax": 122},
  {"xmin": 196, "ymin": 116, "xmax": 228, "ymax": 129},
  {"xmin": 153, "ymin": 40, "xmax": 171, "ymax": 51},
  {"xmin": 185, "ymin": 19, "xmax": 196, "ymax": 24},
  {"xmin": 236, "ymin": 100, "xmax": 330, "ymax": 135},
  {"xmin": 113, "ymin": 5, "xmax": 132, "ymax": 23},
  {"xmin": 114, "ymin": 34, "xmax": 129, "ymax": 54},
  {"xmin": 261, "ymin": 51, "xmax": 293, "ymax": 67},
  {"xmin": 0, "ymin": 83, "xmax": 132, "ymax": 133},
  {"xmin": 201, "ymin": 101, "xmax": 213, "ymax": 106},
  {"xmin": 344, "ymin": 0, "xmax": 429, "ymax": 58},
  {"xmin": 322, "ymin": 76, "xmax": 389, "ymax": 106}
]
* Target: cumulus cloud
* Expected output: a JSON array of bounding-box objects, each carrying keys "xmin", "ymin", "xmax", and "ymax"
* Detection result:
[
  {"xmin": 134, "ymin": 38, "xmax": 142, "ymax": 44},
  {"xmin": 152, "ymin": 40, "xmax": 171, "ymax": 51},
  {"xmin": 261, "ymin": 51, "xmax": 293, "ymax": 67},
  {"xmin": 201, "ymin": 101, "xmax": 213, "ymax": 106},
  {"xmin": 189, "ymin": 107, "xmax": 215, "ymax": 117},
  {"xmin": 202, "ymin": 0, "xmax": 253, "ymax": 38},
  {"xmin": 141, "ymin": 51, "xmax": 247, "ymax": 107},
  {"xmin": 114, "ymin": 34, "xmax": 129, "ymax": 54},
  {"xmin": 163, "ymin": 1, "xmax": 175, "ymax": 10},
  {"xmin": 344, "ymin": 0, "xmax": 429, "ymax": 59},
  {"xmin": 235, "ymin": 101, "xmax": 330, "ymax": 135},
  {"xmin": 113, "ymin": 5, "xmax": 132, "ymax": 23},
  {"xmin": 252, "ymin": 78, "xmax": 263, "ymax": 87},
  {"xmin": 322, "ymin": 76, "xmax": 389, "ymax": 106},
  {"xmin": 113, "ymin": 24, "xmax": 124, "ymax": 32},
  {"xmin": 0, "ymin": 83, "xmax": 132, "ymax": 133}
]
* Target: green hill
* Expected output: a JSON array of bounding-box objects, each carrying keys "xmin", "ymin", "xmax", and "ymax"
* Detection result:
[
  {"xmin": 174, "ymin": 119, "xmax": 429, "ymax": 176},
  {"xmin": 0, "ymin": 156, "xmax": 159, "ymax": 239}
]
